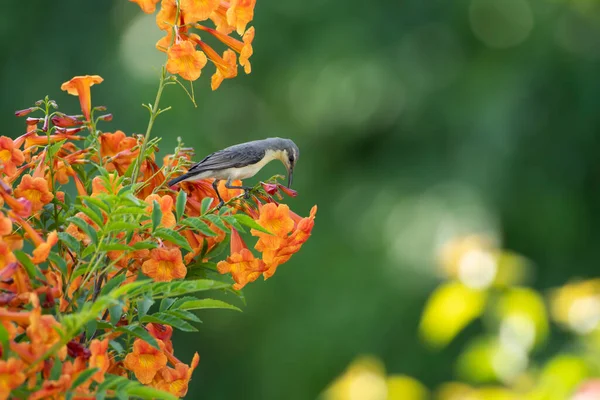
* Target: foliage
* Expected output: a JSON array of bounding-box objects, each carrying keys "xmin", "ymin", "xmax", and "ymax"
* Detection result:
[{"xmin": 0, "ymin": 1, "xmax": 316, "ymax": 398}]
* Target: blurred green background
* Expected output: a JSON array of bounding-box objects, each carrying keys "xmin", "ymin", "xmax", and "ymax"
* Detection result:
[{"xmin": 3, "ymin": 0, "xmax": 600, "ymax": 398}]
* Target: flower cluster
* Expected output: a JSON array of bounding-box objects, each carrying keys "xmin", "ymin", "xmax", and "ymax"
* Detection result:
[
  {"xmin": 131, "ymin": 0, "xmax": 255, "ymax": 89},
  {"xmin": 0, "ymin": 2, "xmax": 316, "ymax": 396}
]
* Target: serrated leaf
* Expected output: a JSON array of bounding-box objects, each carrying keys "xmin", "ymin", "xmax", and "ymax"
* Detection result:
[
  {"xmin": 138, "ymin": 295, "xmax": 154, "ymax": 319},
  {"xmin": 47, "ymin": 139, "xmax": 67, "ymax": 158},
  {"xmin": 233, "ymin": 214, "xmax": 272, "ymax": 234},
  {"xmin": 116, "ymin": 325, "xmax": 159, "ymax": 349},
  {"xmin": 160, "ymin": 298, "xmax": 176, "ymax": 312},
  {"xmin": 13, "ymin": 250, "xmax": 43, "ymax": 281},
  {"xmin": 68, "ymin": 216, "xmax": 98, "ymax": 245},
  {"xmin": 203, "ymin": 214, "xmax": 229, "ymax": 233},
  {"xmin": 177, "ymin": 298, "xmax": 241, "ymax": 312},
  {"xmin": 48, "ymin": 253, "xmax": 68, "ymax": 277},
  {"xmin": 83, "ymin": 199, "xmax": 107, "ymax": 223},
  {"xmin": 106, "ymin": 221, "xmax": 140, "ymax": 233},
  {"xmin": 82, "ymin": 196, "xmax": 110, "ymax": 213},
  {"xmin": 76, "ymin": 205, "xmax": 103, "ymax": 227},
  {"xmin": 221, "ymin": 215, "xmax": 245, "ymax": 233},
  {"xmin": 141, "ymin": 313, "xmax": 197, "ymax": 332},
  {"xmin": 70, "ymin": 368, "xmax": 98, "ymax": 391},
  {"xmin": 81, "ymin": 245, "xmax": 96, "ymax": 259},
  {"xmin": 100, "ymin": 273, "xmax": 127, "ymax": 296},
  {"xmin": 181, "ymin": 218, "xmax": 217, "ymax": 237},
  {"xmin": 153, "ymin": 228, "xmax": 192, "ymax": 251},
  {"xmin": 109, "ymin": 304, "xmax": 124, "ymax": 325},
  {"xmin": 201, "ymin": 197, "xmax": 213, "ymax": 214},
  {"xmin": 151, "ymin": 200, "xmax": 162, "ymax": 232},
  {"xmin": 109, "ymin": 340, "xmax": 125, "ymax": 355},
  {"xmin": 100, "ymin": 243, "xmax": 132, "ymax": 252},
  {"xmin": 167, "ymin": 309, "xmax": 202, "ymax": 323},
  {"xmin": 132, "ymin": 241, "xmax": 158, "ymax": 250},
  {"xmin": 136, "ymin": 279, "xmax": 231, "ymax": 299},
  {"xmin": 58, "ymin": 232, "xmax": 80, "ymax": 253},
  {"xmin": 176, "ymin": 190, "xmax": 187, "ymax": 221},
  {"xmin": 112, "ymin": 207, "xmax": 146, "ymax": 215}
]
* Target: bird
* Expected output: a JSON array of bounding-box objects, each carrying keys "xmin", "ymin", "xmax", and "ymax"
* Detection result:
[{"xmin": 167, "ymin": 137, "xmax": 299, "ymax": 206}]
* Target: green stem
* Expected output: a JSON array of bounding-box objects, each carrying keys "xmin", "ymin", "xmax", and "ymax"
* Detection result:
[{"xmin": 131, "ymin": 66, "xmax": 168, "ymax": 185}]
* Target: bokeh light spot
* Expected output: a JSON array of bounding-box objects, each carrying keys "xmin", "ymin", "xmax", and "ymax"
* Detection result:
[
  {"xmin": 469, "ymin": 0, "xmax": 534, "ymax": 48},
  {"xmin": 120, "ymin": 12, "xmax": 165, "ymax": 82}
]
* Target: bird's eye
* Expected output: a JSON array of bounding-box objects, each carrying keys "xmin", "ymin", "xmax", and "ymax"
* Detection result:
[{"xmin": 288, "ymin": 156, "xmax": 294, "ymax": 163}]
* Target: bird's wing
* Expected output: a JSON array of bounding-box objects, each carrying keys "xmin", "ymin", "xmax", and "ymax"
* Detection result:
[{"xmin": 187, "ymin": 146, "xmax": 265, "ymax": 174}]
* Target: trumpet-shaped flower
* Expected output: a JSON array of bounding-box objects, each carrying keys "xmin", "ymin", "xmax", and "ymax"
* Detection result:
[
  {"xmin": 89, "ymin": 338, "xmax": 110, "ymax": 383},
  {"xmin": 0, "ymin": 136, "xmax": 24, "ymax": 177},
  {"xmin": 217, "ymin": 228, "xmax": 266, "ymax": 289},
  {"xmin": 166, "ymin": 40, "xmax": 208, "ymax": 81},
  {"xmin": 14, "ymin": 175, "xmax": 53, "ymax": 213},
  {"xmin": 145, "ymin": 194, "xmax": 177, "ymax": 228},
  {"xmin": 156, "ymin": 353, "xmax": 200, "ymax": 397},
  {"xmin": 142, "ymin": 247, "xmax": 187, "ymax": 282},
  {"xmin": 32, "ymin": 231, "xmax": 58, "ymax": 264},
  {"xmin": 130, "ymin": 0, "xmax": 160, "ymax": 13},
  {"xmin": 124, "ymin": 339, "xmax": 168, "ymax": 384},
  {"xmin": 146, "ymin": 323, "xmax": 174, "ymax": 353},
  {"xmin": 0, "ymin": 358, "xmax": 26, "ymax": 400},
  {"xmin": 99, "ymin": 131, "xmax": 139, "ymax": 174},
  {"xmin": 226, "ymin": 0, "xmax": 256, "ymax": 35},
  {"xmin": 60, "ymin": 75, "xmax": 103, "ymax": 121},
  {"xmin": 180, "ymin": 0, "xmax": 220, "ymax": 23}
]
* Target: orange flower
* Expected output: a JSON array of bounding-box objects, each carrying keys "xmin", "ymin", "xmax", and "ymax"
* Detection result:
[
  {"xmin": 0, "ymin": 240, "xmax": 16, "ymax": 270},
  {"xmin": 124, "ymin": 339, "xmax": 168, "ymax": 384},
  {"xmin": 196, "ymin": 40, "xmax": 238, "ymax": 90},
  {"xmin": 142, "ymin": 247, "xmax": 187, "ymax": 282},
  {"xmin": 196, "ymin": 24, "xmax": 254, "ymax": 74},
  {"xmin": 89, "ymin": 338, "xmax": 110, "ymax": 383},
  {"xmin": 0, "ymin": 136, "xmax": 24, "ymax": 177},
  {"xmin": 180, "ymin": 0, "xmax": 220, "ymax": 23},
  {"xmin": 108, "ymin": 234, "xmax": 151, "ymax": 270},
  {"xmin": 60, "ymin": 75, "xmax": 103, "ymax": 121},
  {"xmin": 29, "ymin": 375, "xmax": 71, "ymax": 400},
  {"xmin": 130, "ymin": 0, "xmax": 160, "ymax": 13},
  {"xmin": 0, "ymin": 213, "xmax": 11, "ymax": 237},
  {"xmin": 14, "ymin": 175, "xmax": 53, "ymax": 213},
  {"xmin": 217, "ymin": 228, "xmax": 266, "ymax": 289},
  {"xmin": 166, "ymin": 40, "xmax": 208, "ymax": 81},
  {"xmin": 99, "ymin": 131, "xmax": 139, "ymax": 174},
  {"xmin": 145, "ymin": 194, "xmax": 176, "ymax": 228},
  {"xmin": 226, "ymin": 0, "xmax": 255, "ymax": 35},
  {"xmin": 252, "ymin": 204, "xmax": 317, "ymax": 279},
  {"xmin": 156, "ymin": 0, "xmax": 178, "ymax": 31},
  {"xmin": 32, "ymin": 231, "xmax": 58, "ymax": 264},
  {"xmin": 156, "ymin": 353, "xmax": 200, "ymax": 397},
  {"xmin": 0, "ymin": 358, "xmax": 25, "ymax": 400},
  {"xmin": 146, "ymin": 323, "xmax": 174, "ymax": 353}
]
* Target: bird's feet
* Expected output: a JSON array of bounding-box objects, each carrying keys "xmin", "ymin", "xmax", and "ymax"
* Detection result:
[
  {"xmin": 216, "ymin": 200, "xmax": 225, "ymax": 209},
  {"xmin": 243, "ymin": 189, "xmax": 251, "ymax": 199}
]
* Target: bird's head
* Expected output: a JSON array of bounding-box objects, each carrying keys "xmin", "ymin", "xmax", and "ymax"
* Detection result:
[{"xmin": 269, "ymin": 138, "xmax": 299, "ymax": 188}]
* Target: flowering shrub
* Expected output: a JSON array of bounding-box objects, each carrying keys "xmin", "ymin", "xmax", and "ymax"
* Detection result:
[{"xmin": 0, "ymin": 1, "xmax": 316, "ymax": 398}]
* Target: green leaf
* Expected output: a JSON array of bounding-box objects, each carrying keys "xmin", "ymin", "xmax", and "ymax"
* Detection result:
[
  {"xmin": 109, "ymin": 303, "xmax": 124, "ymax": 325},
  {"xmin": 100, "ymin": 243, "xmax": 132, "ymax": 252},
  {"xmin": 160, "ymin": 298, "xmax": 176, "ymax": 312},
  {"xmin": 181, "ymin": 218, "xmax": 217, "ymax": 237},
  {"xmin": 70, "ymin": 368, "xmax": 98, "ymax": 391},
  {"xmin": 177, "ymin": 298, "xmax": 241, "ymax": 312},
  {"xmin": 0, "ymin": 323, "xmax": 9, "ymax": 356},
  {"xmin": 138, "ymin": 295, "xmax": 155, "ymax": 319},
  {"xmin": 176, "ymin": 190, "xmax": 187, "ymax": 221},
  {"xmin": 83, "ymin": 199, "xmax": 107, "ymax": 223},
  {"xmin": 141, "ymin": 313, "xmax": 197, "ymax": 332},
  {"xmin": 105, "ymin": 221, "xmax": 140, "ymax": 233},
  {"xmin": 85, "ymin": 319, "xmax": 97, "ymax": 339},
  {"xmin": 126, "ymin": 385, "xmax": 178, "ymax": 400},
  {"xmin": 109, "ymin": 340, "xmax": 125, "ymax": 355},
  {"xmin": 82, "ymin": 196, "xmax": 110, "ymax": 213},
  {"xmin": 48, "ymin": 253, "xmax": 68, "ymax": 277},
  {"xmin": 233, "ymin": 214, "xmax": 272, "ymax": 234},
  {"xmin": 14, "ymin": 250, "xmax": 44, "ymax": 281},
  {"xmin": 201, "ymin": 197, "xmax": 213, "ymax": 214},
  {"xmin": 151, "ymin": 200, "xmax": 162, "ymax": 232},
  {"xmin": 132, "ymin": 241, "xmax": 159, "ymax": 250},
  {"xmin": 204, "ymin": 214, "xmax": 229, "ymax": 233},
  {"xmin": 50, "ymin": 358, "xmax": 63, "ymax": 380},
  {"xmin": 130, "ymin": 279, "xmax": 231, "ymax": 299},
  {"xmin": 112, "ymin": 206, "xmax": 146, "ymax": 216},
  {"xmin": 47, "ymin": 139, "xmax": 67, "ymax": 158},
  {"xmin": 116, "ymin": 325, "xmax": 159, "ymax": 349},
  {"xmin": 98, "ymin": 374, "xmax": 177, "ymax": 400},
  {"xmin": 168, "ymin": 309, "xmax": 202, "ymax": 323},
  {"xmin": 222, "ymin": 215, "xmax": 245, "ymax": 233},
  {"xmin": 58, "ymin": 232, "xmax": 80, "ymax": 253},
  {"xmin": 153, "ymin": 228, "xmax": 192, "ymax": 251},
  {"xmin": 68, "ymin": 216, "xmax": 98, "ymax": 245},
  {"xmin": 100, "ymin": 273, "xmax": 127, "ymax": 296},
  {"xmin": 81, "ymin": 245, "xmax": 96, "ymax": 259},
  {"xmin": 76, "ymin": 204, "xmax": 103, "ymax": 228}
]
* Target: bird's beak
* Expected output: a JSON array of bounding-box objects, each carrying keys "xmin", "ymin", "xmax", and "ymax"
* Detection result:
[{"xmin": 287, "ymin": 165, "xmax": 294, "ymax": 188}]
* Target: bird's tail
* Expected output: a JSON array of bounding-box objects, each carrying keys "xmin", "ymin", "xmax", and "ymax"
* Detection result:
[{"xmin": 167, "ymin": 174, "xmax": 189, "ymax": 187}]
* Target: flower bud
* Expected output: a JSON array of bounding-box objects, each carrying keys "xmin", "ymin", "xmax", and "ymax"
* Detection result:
[
  {"xmin": 51, "ymin": 113, "xmax": 83, "ymax": 128},
  {"xmin": 14, "ymin": 107, "xmax": 36, "ymax": 117},
  {"xmin": 260, "ymin": 182, "xmax": 278, "ymax": 195},
  {"xmin": 94, "ymin": 105, "xmax": 107, "ymax": 112},
  {"xmin": 97, "ymin": 113, "xmax": 113, "ymax": 122}
]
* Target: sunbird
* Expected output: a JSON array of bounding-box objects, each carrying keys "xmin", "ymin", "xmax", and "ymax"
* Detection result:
[{"xmin": 167, "ymin": 137, "xmax": 299, "ymax": 205}]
